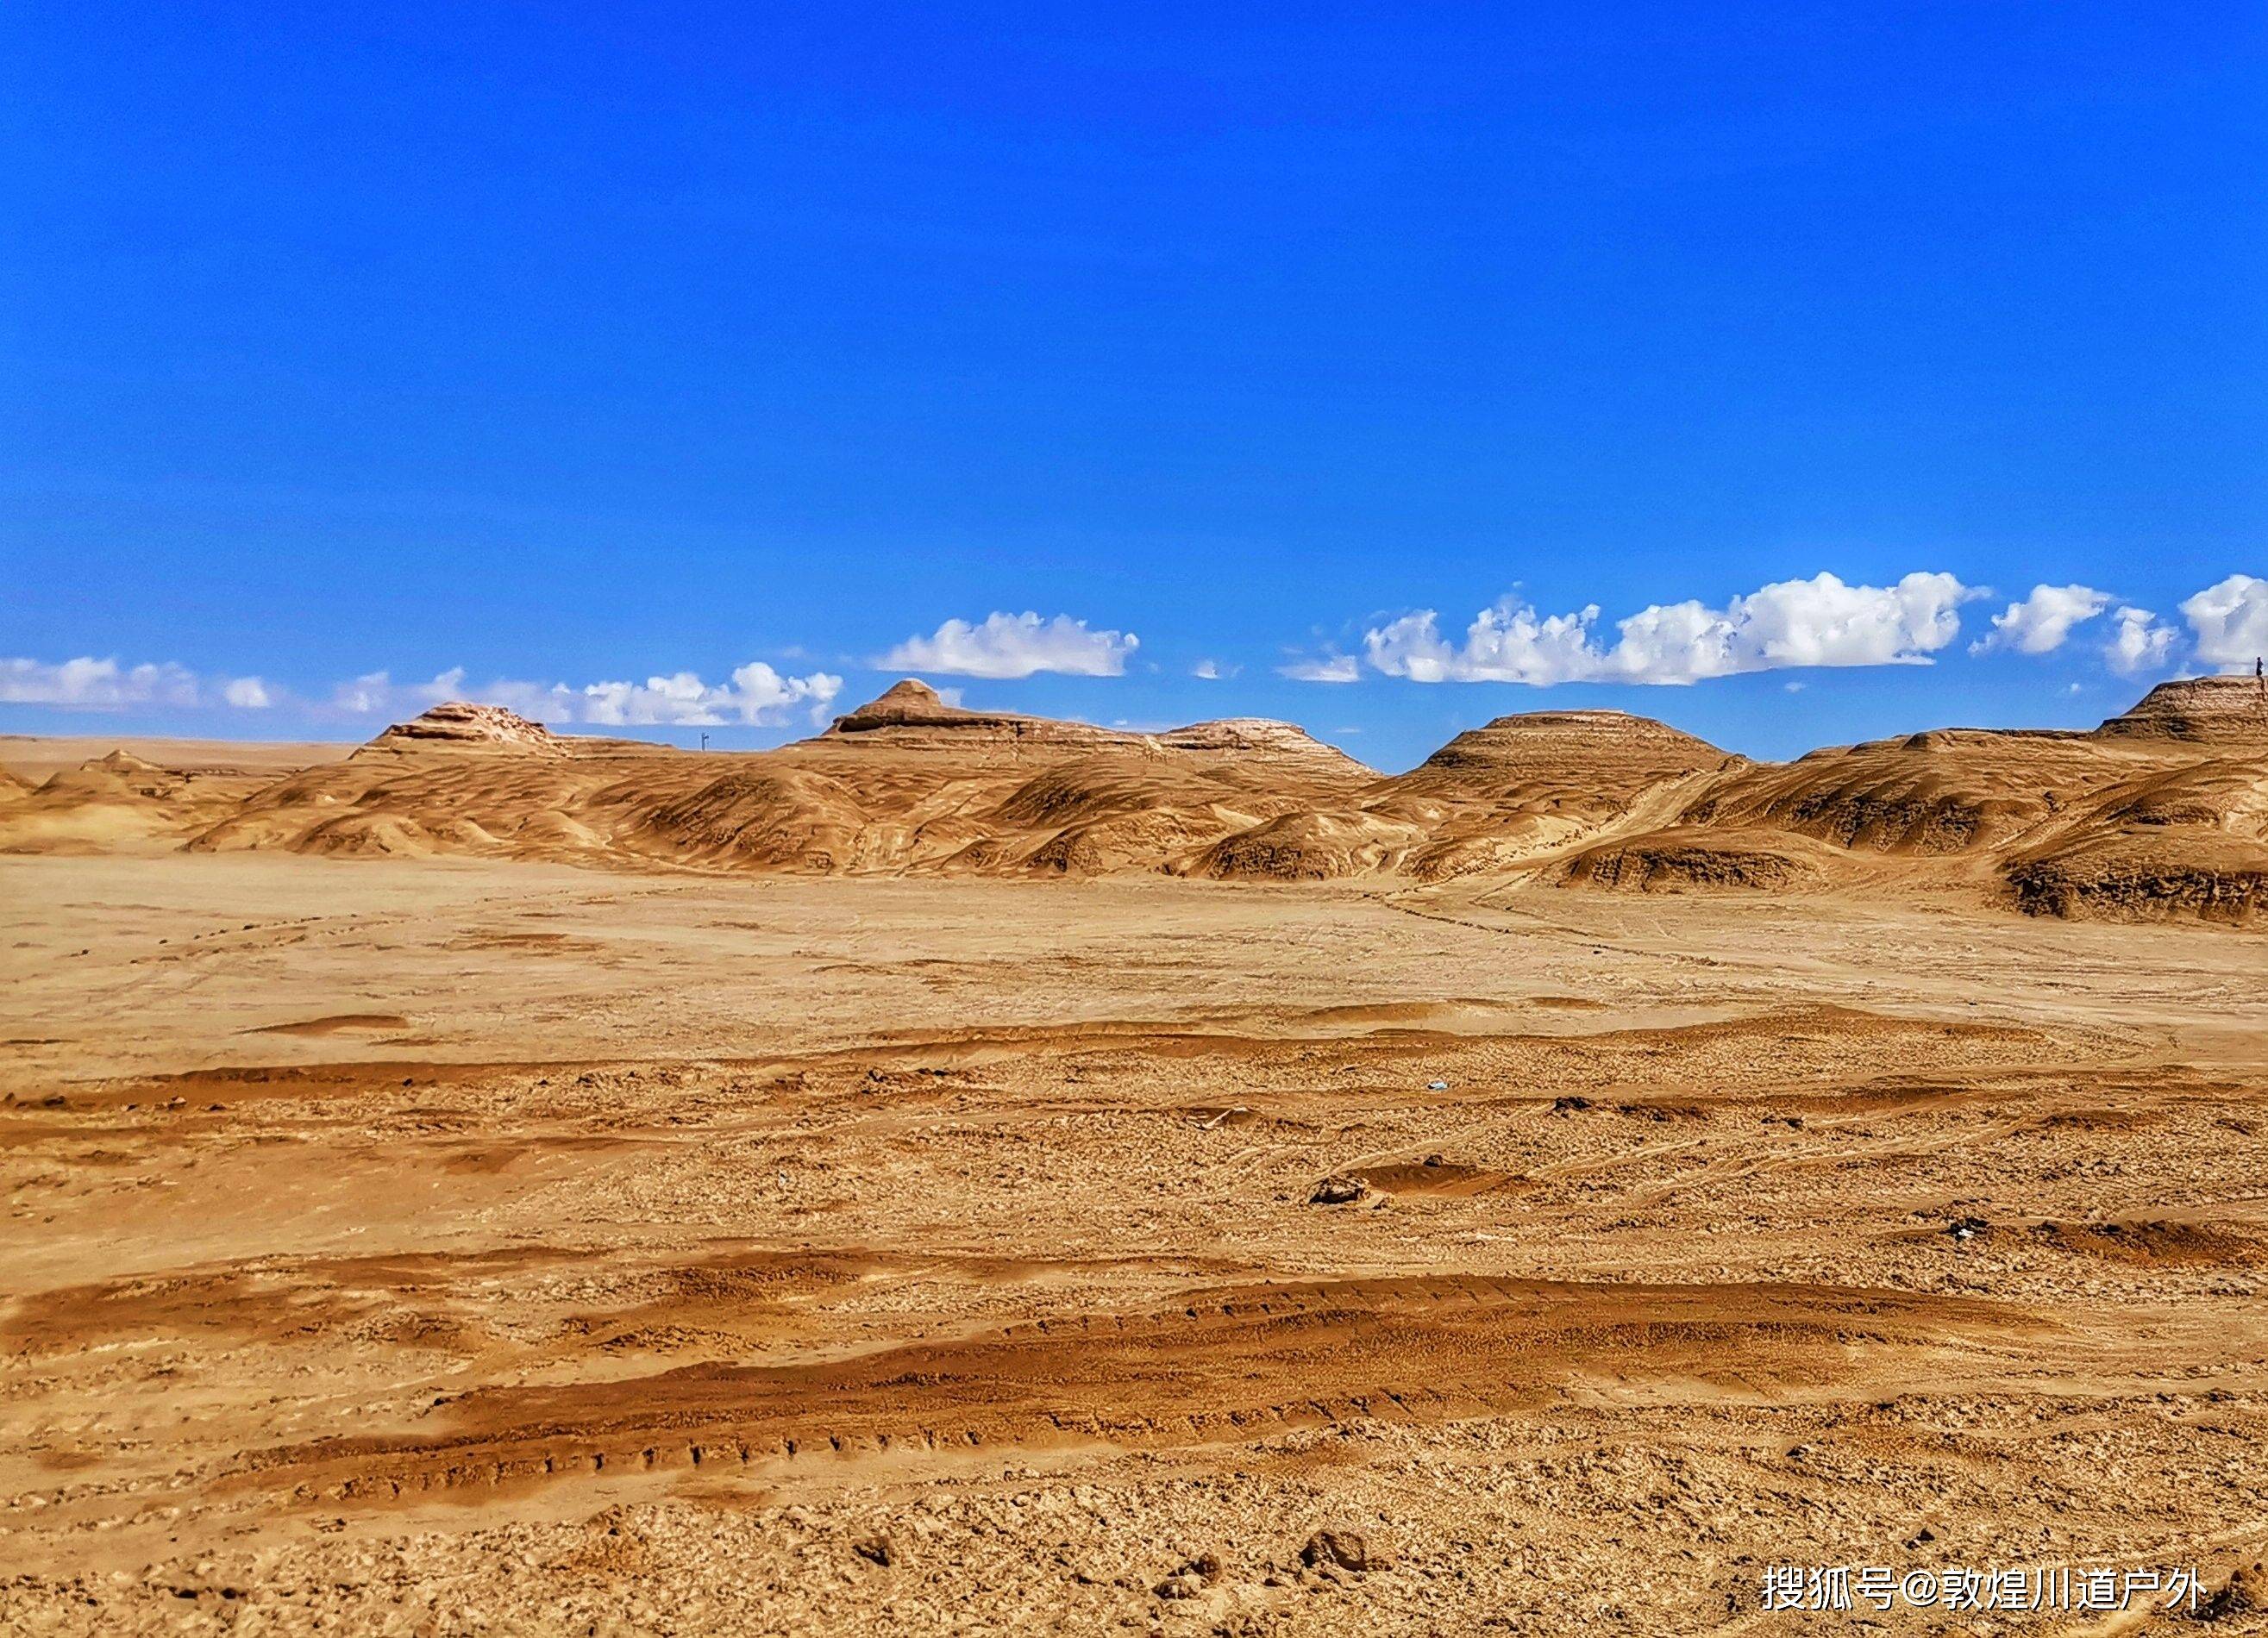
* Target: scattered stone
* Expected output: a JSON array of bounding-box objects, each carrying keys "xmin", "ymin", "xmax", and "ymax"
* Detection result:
[
  {"xmin": 1308, "ymin": 1175, "xmax": 1365, "ymax": 1206},
  {"xmin": 1946, "ymin": 1216, "xmax": 1989, "ymax": 1243},
  {"xmin": 1551, "ymin": 1095, "xmax": 1592, "ymax": 1116},
  {"xmin": 1300, "ymin": 1530, "xmax": 1386, "ymax": 1574},
  {"xmin": 1426, "ymin": 1079, "xmax": 1449, "ymax": 1091},
  {"xmin": 850, "ymin": 1534, "xmax": 894, "ymax": 1567},
  {"xmin": 2196, "ymin": 1561, "xmax": 2265, "ymax": 1622},
  {"xmin": 1154, "ymin": 1554, "xmax": 1220, "ymax": 1598}
]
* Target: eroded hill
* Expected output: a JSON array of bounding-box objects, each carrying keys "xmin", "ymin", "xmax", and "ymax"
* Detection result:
[
  {"xmin": 4, "ymin": 675, "xmax": 2265, "ymax": 922},
  {"xmin": 1570, "ymin": 676, "xmax": 2268, "ymax": 922}
]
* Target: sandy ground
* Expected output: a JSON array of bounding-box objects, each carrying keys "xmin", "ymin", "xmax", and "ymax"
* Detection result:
[
  {"xmin": 4, "ymin": 855, "xmax": 2266, "ymax": 1634},
  {"xmin": 0, "ymin": 736, "xmax": 354, "ymax": 785}
]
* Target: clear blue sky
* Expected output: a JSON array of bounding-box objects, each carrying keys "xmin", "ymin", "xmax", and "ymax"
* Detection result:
[{"xmin": 4, "ymin": 2, "xmax": 2263, "ymax": 769}]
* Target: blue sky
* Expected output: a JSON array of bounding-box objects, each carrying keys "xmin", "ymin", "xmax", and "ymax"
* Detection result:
[{"xmin": 4, "ymin": 2, "xmax": 2263, "ymax": 770}]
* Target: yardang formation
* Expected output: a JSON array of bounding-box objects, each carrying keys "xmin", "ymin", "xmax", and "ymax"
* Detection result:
[{"xmin": 3, "ymin": 675, "xmax": 2264, "ymax": 922}]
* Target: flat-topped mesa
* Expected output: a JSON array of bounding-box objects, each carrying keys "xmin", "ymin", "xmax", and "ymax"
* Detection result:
[
  {"xmin": 1418, "ymin": 710, "xmax": 1726, "ymax": 774},
  {"xmin": 1156, "ymin": 717, "xmax": 1375, "ymax": 774},
  {"xmin": 821, "ymin": 679, "xmax": 1139, "ymax": 748},
  {"xmin": 2096, "ymin": 674, "xmax": 2268, "ymax": 744},
  {"xmin": 367, "ymin": 702, "xmax": 564, "ymax": 753}
]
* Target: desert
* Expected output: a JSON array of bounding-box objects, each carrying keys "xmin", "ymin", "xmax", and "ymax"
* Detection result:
[
  {"xmin": 3, "ymin": 678, "xmax": 2267, "ymax": 1634},
  {"xmin": 16, "ymin": 3, "xmax": 2262, "ymax": 1628}
]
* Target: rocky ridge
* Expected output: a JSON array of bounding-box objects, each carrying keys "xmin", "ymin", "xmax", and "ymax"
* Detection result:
[{"xmin": 4, "ymin": 676, "xmax": 2266, "ymax": 922}]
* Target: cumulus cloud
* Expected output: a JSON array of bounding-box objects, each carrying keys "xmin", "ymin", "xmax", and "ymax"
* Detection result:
[
  {"xmin": 881, "ymin": 612, "xmax": 1137, "ymax": 678},
  {"xmin": 1970, "ymin": 585, "xmax": 2113, "ymax": 655},
  {"xmin": 0, "ymin": 653, "xmax": 843, "ymax": 728},
  {"xmin": 580, "ymin": 663, "xmax": 843, "ymax": 727},
  {"xmin": 1278, "ymin": 654, "xmax": 1361, "ymax": 684},
  {"xmin": 328, "ymin": 668, "xmax": 567, "ymax": 719},
  {"xmin": 2182, "ymin": 573, "xmax": 2268, "ymax": 670},
  {"xmin": 1363, "ymin": 601, "xmax": 1599, "ymax": 685},
  {"xmin": 438, "ymin": 671, "xmax": 586, "ymax": 720},
  {"xmin": 331, "ymin": 672, "xmax": 394, "ymax": 714},
  {"xmin": 1363, "ymin": 572, "xmax": 1979, "ymax": 686},
  {"xmin": 329, "ymin": 663, "xmax": 841, "ymax": 728},
  {"xmin": 1191, "ymin": 659, "xmax": 1239, "ymax": 681},
  {"xmin": 2104, "ymin": 607, "xmax": 2178, "ymax": 676},
  {"xmin": 0, "ymin": 656, "xmax": 204, "ymax": 710}
]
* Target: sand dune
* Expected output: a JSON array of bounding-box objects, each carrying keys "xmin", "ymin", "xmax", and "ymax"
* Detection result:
[{"xmin": 5, "ymin": 677, "xmax": 2265, "ymax": 922}]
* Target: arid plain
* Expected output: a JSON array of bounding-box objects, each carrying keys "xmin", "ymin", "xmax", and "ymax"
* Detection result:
[{"xmin": 4, "ymin": 679, "xmax": 2267, "ymax": 1635}]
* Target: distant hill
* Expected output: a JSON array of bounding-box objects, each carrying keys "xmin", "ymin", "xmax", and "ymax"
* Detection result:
[{"xmin": 5, "ymin": 677, "xmax": 2265, "ymax": 923}]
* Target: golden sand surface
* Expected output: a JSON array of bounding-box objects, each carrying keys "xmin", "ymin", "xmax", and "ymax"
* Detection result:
[{"xmin": 5, "ymin": 853, "xmax": 2266, "ymax": 1634}]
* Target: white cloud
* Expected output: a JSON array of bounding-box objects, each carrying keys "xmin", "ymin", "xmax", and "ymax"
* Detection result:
[
  {"xmin": 0, "ymin": 656, "xmax": 203, "ymax": 710},
  {"xmin": 1363, "ymin": 603, "xmax": 1599, "ymax": 685},
  {"xmin": 1970, "ymin": 584, "xmax": 2112, "ymax": 655},
  {"xmin": 2, "ymin": 654, "xmax": 842, "ymax": 728},
  {"xmin": 1620, "ymin": 572, "xmax": 1977, "ymax": 678},
  {"xmin": 415, "ymin": 666, "xmax": 466, "ymax": 703},
  {"xmin": 1279, "ymin": 654, "xmax": 1361, "ymax": 684},
  {"xmin": 1363, "ymin": 572, "xmax": 1979, "ymax": 686},
  {"xmin": 332, "ymin": 671, "xmax": 394, "ymax": 714},
  {"xmin": 2103, "ymin": 607, "xmax": 2178, "ymax": 676},
  {"xmin": 329, "ymin": 662, "xmax": 840, "ymax": 728},
  {"xmin": 580, "ymin": 663, "xmax": 842, "ymax": 727},
  {"xmin": 452, "ymin": 675, "xmax": 580, "ymax": 720},
  {"xmin": 330, "ymin": 667, "xmax": 568, "ymax": 719},
  {"xmin": 1191, "ymin": 659, "xmax": 1240, "ymax": 681},
  {"xmin": 2182, "ymin": 573, "xmax": 2268, "ymax": 670},
  {"xmin": 881, "ymin": 612, "xmax": 1137, "ymax": 678}
]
